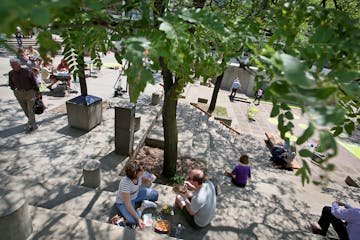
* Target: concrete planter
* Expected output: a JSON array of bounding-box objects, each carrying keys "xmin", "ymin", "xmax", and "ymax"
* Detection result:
[{"xmin": 66, "ymin": 95, "xmax": 102, "ymax": 131}]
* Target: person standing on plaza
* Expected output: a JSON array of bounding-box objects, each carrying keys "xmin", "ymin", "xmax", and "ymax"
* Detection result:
[
  {"xmin": 8, "ymin": 58, "xmax": 40, "ymax": 132},
  {"xmin": 174, "ymin": 169, "xmax": 217, "ymax": 228},
  {"xmin": 310, "ymin": 200, "xmax": 360, "ymax": 240},
  {"xmin": 229, "ymin": 78, "xmax": 241, "ymax": 100}
]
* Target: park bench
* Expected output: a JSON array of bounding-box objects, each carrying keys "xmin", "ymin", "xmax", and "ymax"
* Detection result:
[{"xmin": 265, "ymin": 132, "xmax": 300, "ymax": 169}]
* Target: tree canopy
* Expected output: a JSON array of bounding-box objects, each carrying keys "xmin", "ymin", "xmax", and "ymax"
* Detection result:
[{"xmin": 1, "ymin": 0, "xmax": 359, "ymax": 184}]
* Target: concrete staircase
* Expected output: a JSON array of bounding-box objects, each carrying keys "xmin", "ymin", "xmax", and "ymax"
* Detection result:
[
  {"xmin": 5, "ymin": 37, "xmax": 37, "ymax": 51},
  {"xmin": 0, "ymin": 36, "xmax": 38, "ymax": 56}
]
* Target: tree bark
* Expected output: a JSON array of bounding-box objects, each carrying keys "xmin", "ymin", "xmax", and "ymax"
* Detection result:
[
  {"xmin": 208, "ymin": 72, "xmax": 224, "ymax": 113},
  {"xmin": 159, "ymin": 57, "xmax": 178, "ymax": 178},
  {"xmin": 208, "ymin": 58, "xmax": 225, "ymax": 113},
  {"xmin": 78, "ymin": 53, "xmax": 88, "ymax": 96},
  {"xmin": 193, "ymin": 0, "xmax": 206, "ymax": 8}
]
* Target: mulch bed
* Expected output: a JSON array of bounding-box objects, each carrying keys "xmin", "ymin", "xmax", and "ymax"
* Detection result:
[{"xmin": 133, "ymin": 146, "xmax": 207, "ymax": 186}]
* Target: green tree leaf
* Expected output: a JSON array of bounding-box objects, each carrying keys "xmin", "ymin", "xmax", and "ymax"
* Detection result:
[
  {"xmin": 270, "ymin": 105, "xmax": 280, "ymax": 117},
  {"xmin": 296, "ymin": 123, "xmax": 314, "ymax": 145},
  {"xmin": 280, "ymin": 53, "xmax": 311, "ymax": 87}
]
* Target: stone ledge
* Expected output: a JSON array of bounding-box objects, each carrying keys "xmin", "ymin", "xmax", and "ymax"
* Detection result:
[
  {"xmin": 197, "ymin": 98, "xmax": 208, "ymax": 104},
  {"xmin": 345, "ymin": 176, "xmax": 360, "ymax": 188},
  {"xmin": 214, "ymin": 116, "xmax": 232, "ymax": 126}
]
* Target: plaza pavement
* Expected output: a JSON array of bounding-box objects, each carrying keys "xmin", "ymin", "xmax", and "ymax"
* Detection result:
[{"xmin": 0, "ymin": 51, "xmax": 359, "ymax": 240}]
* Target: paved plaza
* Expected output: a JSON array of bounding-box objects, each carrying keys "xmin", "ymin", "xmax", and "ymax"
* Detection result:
[{"xmin": 0, "ymin": 51, "xmax": 359, "ymax": 239}]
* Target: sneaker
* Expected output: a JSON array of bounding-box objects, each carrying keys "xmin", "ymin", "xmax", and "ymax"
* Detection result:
[
  {"xmin": 140, "ymin": 200, "xmax": 157, "ymax": 210},
  {"xmin": 25, "ymin": 125, "xmax": 38, "ymax": 133},
  {"xmin": 47, "ymin": 86, "xmax": 53, "ymax": 91}
]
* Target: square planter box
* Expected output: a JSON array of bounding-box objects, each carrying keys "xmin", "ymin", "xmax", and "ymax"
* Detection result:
[{"xmin": 66, "ymin": 95, "xmax": 102, "ymax": 131}]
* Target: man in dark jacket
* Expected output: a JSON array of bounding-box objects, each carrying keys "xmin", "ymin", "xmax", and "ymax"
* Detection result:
[{"xmin": 9, "ymin": 58, "xmax": 40, "ymax": 132}]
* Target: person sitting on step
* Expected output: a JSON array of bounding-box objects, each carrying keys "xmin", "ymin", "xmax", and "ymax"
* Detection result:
[
  {"xmin": 310, "ymin": 200, "xmax": 360, "ymax": 240},
  {"xmin": 115, "ymin": 160, "xmax": 158, "ymax": 229}
]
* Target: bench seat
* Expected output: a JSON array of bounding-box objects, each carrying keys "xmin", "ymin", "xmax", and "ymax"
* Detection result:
[{"xmin": 265, "ymin": 132, "xmax": 301, "ymax": 169}]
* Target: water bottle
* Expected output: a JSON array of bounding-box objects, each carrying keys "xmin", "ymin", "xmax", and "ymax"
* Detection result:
[{"xmin": 175, "ymin": 223, "xmax": 183, "ymax": 239}]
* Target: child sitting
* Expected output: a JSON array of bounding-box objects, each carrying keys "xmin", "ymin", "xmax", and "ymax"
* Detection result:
[{"xmin": 230, "ymin": 155, "xmax": 251, "ymax": 187}]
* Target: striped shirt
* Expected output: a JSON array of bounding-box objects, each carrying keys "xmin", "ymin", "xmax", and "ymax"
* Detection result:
[{"xmin": 115, "ymin": 176, "xmax": 142, "ymax": 204}]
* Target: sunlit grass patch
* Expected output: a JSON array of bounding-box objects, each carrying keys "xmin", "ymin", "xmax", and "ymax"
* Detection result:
[{"xmin": 337, "ymin": 140, "xmax": 360, "ymax": 159}]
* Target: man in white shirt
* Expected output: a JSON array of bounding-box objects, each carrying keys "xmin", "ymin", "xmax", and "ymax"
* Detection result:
[
  {"xmin": 229, "ymin": 78, "xmax": 241, "ymax": 99},
  {"xmin": 174, "ymin": 169, "xmax": 216, "ymax": 228}
]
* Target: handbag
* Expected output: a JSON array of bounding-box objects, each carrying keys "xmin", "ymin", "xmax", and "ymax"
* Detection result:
[{"xmin": 33, "ymin": 99, "xmax": 44, "ymax": 114}]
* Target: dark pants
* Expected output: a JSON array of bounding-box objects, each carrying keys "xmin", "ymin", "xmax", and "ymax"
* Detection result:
[
  {"xmin": 16, "ymin": 36, "xmax": 22, "ymax": 47},
  {"xmin": 231, "ymin": 178, "xmax": 246, "ymax": 188},
  {"xmin": 181, "ymin": 207, "xmax": 202, "ymax": 229},
  {"xmin": 318, "ymin": 206, "xmax": 349, "ymax": 240},
  {"xmin": 230, "ymin": 88, "xmax": 237, "ymax": 98},
  {"xmin": 253, "ymin": 95, "xmax": 262, "ymax": 104}
]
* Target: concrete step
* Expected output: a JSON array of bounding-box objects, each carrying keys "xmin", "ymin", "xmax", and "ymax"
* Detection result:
[
  {"xmin": 31, "ymin": 181, "xmax": 176, "ymax": 224},
  {"xmin": 4, "ymin": 37, "xmax": 38, "ymax": 51},
  {"xmin": 28, "ymin": 205, "xmax": 172, "ymax": 240}
]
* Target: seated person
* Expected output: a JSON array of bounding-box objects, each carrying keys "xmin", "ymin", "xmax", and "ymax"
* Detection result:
[
  {"xmin": 47, "ymin": 58, "xmax": 71, "ymax": 91},
  {"xmin": 32, "ymin": 66, "xmax": 47, "ymax": 109},
  {"xmin": 231, "ymin": 154, "xmax": 251, "ymax": 187},
  {"xmin": 16, "ymin": 47, "xmax": 34, "ymax": 69},
  {"xmin": 174, "ymin": 169, "xmax": 216, "ymax": 229},
  {"xmin": 115, "ymin": 161, "xmax": 158, "ymax": 229},
  {"xmin": 27, "ymin": 45, "xmax": 40, "ymax": 57},
  {"xmin": 311, "ymin": 200, "xmax": 360, "ymax": 240},
  {"xmin": 41, "ymin": 61, "xmax": 54, "ymax": 84},
  {"xmin": 27, "ymin": 46, "xmax": 42, "ymax": 64},
  {"xmin": 271, "ymin": 142, "xmax": 296, "ymax": 169}
]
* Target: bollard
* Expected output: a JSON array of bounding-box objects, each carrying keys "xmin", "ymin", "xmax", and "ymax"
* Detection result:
[
  {"xmin": 115, "ymin": 104, "xmax": 135, "ymax": 155},
  {"xmin": 83, "ymin": 160, "xmax": 101, "ymax": 188},
  {"xmin": 0, "ymin": 189, "xmax": 33, "ymax": 240},
  {"xmin": 134, "ymin": 116, "xmax": 141, "ymax": 132},
  {"xmin": 151, "ymin": 93, "xmax": 160, "ymax": 105}
]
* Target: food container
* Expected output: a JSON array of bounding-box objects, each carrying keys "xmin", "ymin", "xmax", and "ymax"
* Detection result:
[{"xmin": 154, "ymin": 220, "xmax": 171, "ymax": 234}]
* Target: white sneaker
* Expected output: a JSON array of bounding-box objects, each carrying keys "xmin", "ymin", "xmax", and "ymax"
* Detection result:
[{"xmin": 141, "ymin": 200, "xmax": 157, "ymax": 210}]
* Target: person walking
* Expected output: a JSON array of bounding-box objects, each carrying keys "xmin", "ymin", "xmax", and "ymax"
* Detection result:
[
  {"xmin": 174, "ymin": 169, "xmax": 217, "ymax": 229},
  {"xmin": 253, "ymin": 88, "xmax": 264, "ymax": 105},
  {"xmin": 8, "ymin": 58, "xmax": 40, "ymax": 133},
  {"xmin": 310, "ymin": 201, "xmax": 360, "ymax": 240},
  {"xmin": 229, "ymin": 78, "xmax": 241, "ymax": 100},
  {"xmin": 15, "ymin": 26, "xmax": 23, "ymax": 47}
]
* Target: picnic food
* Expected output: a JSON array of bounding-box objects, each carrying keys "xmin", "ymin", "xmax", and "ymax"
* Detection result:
[
  {"xmin": 154, "ymin": 220, "xmax": 170, "ymax": 233},
  {"xmin": 173, "ymin": 184, "xmax": 187, "ymax": 194},
  {"xmin": 161, "ymin": 205, "xmax": 172, "ymax": 215}
]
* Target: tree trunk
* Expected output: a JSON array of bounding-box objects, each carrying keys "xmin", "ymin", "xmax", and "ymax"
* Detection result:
[
  {"xmin": 208, "ymin": 58, "xmax": 225, "ymax": 113},
  {"xmin": 160, "ymin": 57, "xmax": 178, "ymax": 178},
  {"xmin": 208, "ymin": 72, "xmax": 224, "ymax": 113},
  {"xmin": 193, "ymin": 0, "xmax": 206, "ymax": 8},
  {"xmin": 78, "ymin": 53, "xmax": 88, "ymax": 96}
]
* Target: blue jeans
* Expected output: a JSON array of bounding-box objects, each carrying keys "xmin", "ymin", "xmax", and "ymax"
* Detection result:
[{"xmin": 115, "ymin": 188, "xmax": 158, "ymax": 225}]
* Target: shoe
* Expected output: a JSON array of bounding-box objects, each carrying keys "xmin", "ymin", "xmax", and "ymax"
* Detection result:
[
  {"xmin": 47, "ymin": 86, "xmax": 53, "ymax": 91},
  {"xmin": 140, "ymin": 200, "xmax": 157, "ymax": 210},
  {"xmin": 310, "ymin": 222, "xmax": 324, "ymax": 235},
  {"xmin": 25, "ymin": 125, "xmax": 38, "ymax": 133}
]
